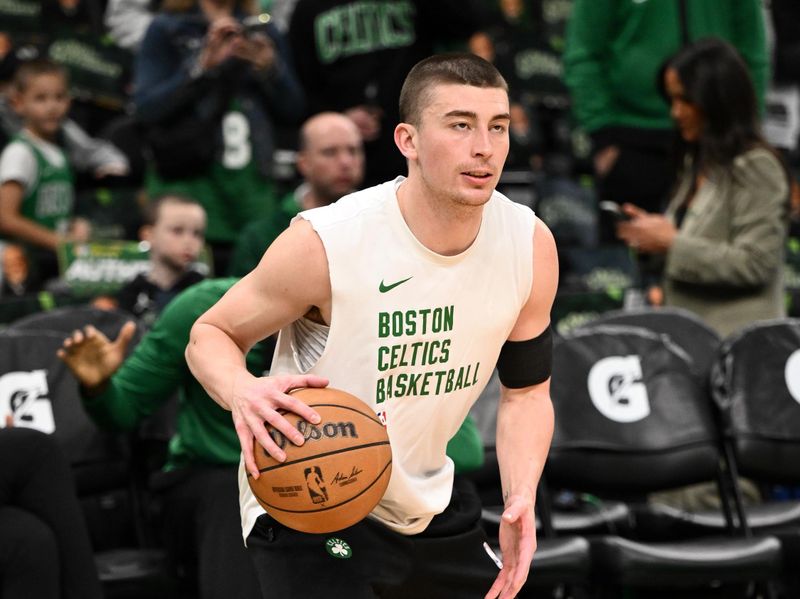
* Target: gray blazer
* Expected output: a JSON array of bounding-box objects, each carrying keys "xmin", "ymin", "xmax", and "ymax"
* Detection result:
[{"xmin": 663, "ymin": 147, "xmax": 789, "ymax": 338}]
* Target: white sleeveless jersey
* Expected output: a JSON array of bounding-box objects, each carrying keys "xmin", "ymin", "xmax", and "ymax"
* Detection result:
[{"xmin": 239, "ymin": 177, "xmax": 536, "ymax": 538}]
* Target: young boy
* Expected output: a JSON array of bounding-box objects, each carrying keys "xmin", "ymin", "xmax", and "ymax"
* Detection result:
[
  {"xmin": 0, "ymin": 59, "xmax": 87, "ymax": 282},
  {"xmin": 115, "ymin": 194, "xmax": 207, "ymax": 327}
]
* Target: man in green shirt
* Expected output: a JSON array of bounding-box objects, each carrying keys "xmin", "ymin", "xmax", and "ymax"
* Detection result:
[
  {"xmin": 57, "ymin": 277, "xmax": 485, "ymax": 596},
  {"xmin": 58, "ymin": 278, "xmax": 264, "ymax": 599},
  {"xmin": 563, "ymin": 0, "xmax": 768, "ymax": 225}
]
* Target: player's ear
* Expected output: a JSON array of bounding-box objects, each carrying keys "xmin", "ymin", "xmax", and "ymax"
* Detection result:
[{"xmin": 394, "ymin": 122, "xmax": 418, "ymax": 161}]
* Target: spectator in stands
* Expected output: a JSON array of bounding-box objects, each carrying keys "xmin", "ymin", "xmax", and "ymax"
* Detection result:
[
  {"xmin": 0, "ymin": 242, "xmax": 36, "ymax": 297},
  {"xmin": 58, "ymin": 278, "xmax": 265, "ymax": 599},
  {"xmin": 228, "ymin": 111, "xmax": 364, "ymax": 276},
  {"xmin": 0, "ymin": 36, "xmax": 131, "ymax": 180},
  {"xmin": 57, "ymin": 276, "xmax": 485, "ymax": 597},
  {"xmin": 288, "ymin": 0, "xmax": 485, "ymax": 187},
  {"xmin": 0, "ymin": 60, "xmax": 91, "ymax": 284},
  {"xmin": 564, "ymin": 0, "xmax": 768, "ymax": 236},
  {"xmin": 0, "ymin": 426, "xmax": 103, "ymax": 599},
  {"xmin": 615, "ymin": 38, "xmax": 791, "ymax": 339},
  {"xmin": 115, "ymin": 194, "xmax": 207, "ymax": 328},
  {"xmin": 135, "ymin": 0, "xmax": 305, "ymax": 275}
]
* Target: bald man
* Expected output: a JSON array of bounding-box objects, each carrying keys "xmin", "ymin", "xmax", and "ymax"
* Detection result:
[{"xmin": 228, "ymin": 112, "xmax": 365, "ymax": 276}]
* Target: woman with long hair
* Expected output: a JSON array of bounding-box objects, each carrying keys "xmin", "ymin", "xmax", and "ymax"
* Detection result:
[{"xmin": 616, "ymin": 37, "xmax": 791, "ymax": 337}]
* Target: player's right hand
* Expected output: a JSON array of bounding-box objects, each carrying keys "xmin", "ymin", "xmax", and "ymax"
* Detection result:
[
  {"xmin": 230, "ymin": 373, "xmax": 328, "ymax": 478},
  {"xmin": 57, "ymin": 321, "xmax": 136, "ymax": 389}
]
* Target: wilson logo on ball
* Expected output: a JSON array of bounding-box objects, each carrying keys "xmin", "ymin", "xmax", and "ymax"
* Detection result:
[{"xmin": 269, "ymin": 420, "xmax": 359, "ymax": 450}]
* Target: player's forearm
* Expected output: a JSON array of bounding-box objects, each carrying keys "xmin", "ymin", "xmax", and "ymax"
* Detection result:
[
  {"xmin": 185, "ymin": 321, "xmax": 253, "ymax": 410},
  {"xmin": 496, "ymin": 384, "xmax": 554, "ymax": 506}
]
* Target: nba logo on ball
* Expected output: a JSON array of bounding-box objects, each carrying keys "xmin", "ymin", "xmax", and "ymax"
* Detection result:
[
  {"xmin": 304, "ymin": 466, "xmax": 329, "ymax": 504},
  {"xmin": 248, "ymin": 387, "xmax": 392, "ymax": 534}
]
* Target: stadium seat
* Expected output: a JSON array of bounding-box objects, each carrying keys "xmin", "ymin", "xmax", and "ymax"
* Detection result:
[
  {"xmin": 576, "ymin": 306, "xmax": 721, "ymax": 381},
  {"xmin": 711, "ymin": 318, "xmax": 800, "ymax": 595},
  {"xmin": 0, "ymin": 329, "xmax": 167, "ymax": 592},
  {"xmin": 547, "ymin": 325, "xmax": 782, "ymax": 595}
]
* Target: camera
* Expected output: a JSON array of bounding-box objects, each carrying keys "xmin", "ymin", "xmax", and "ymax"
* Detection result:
[{"xmin": 241, "ymin": 13, "xmax": 271, "ymax": 37}]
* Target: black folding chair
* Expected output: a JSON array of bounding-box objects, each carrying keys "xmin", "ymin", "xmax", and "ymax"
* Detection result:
[
  {"xmin": 547, "ymin": 325, "xmax": 781, "ymax": 596},
  {"xmin": 711, "ymin": 318, "xmax": 800, "ymax": 595}
]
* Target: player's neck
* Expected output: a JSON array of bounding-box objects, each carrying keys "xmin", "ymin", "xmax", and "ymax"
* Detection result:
[{"xmin": 396, "ymin": 178, "xmax": 483, "ymax": 256}]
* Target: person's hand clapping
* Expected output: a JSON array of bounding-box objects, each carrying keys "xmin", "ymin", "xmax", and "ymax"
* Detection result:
[
  {"xmin": 616, "ymin": 203, "xmax": 677, "ymax": 254},
  {"xmin": 230, "ymin": 372, "xmax": 329, "ymax": 478},
  {"xmin": 57, "ymin": 322, "xmax": 137, "ymax": 390}
]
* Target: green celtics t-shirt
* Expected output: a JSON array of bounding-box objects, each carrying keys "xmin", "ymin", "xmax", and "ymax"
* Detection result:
[{"xmin": 11, "ymin": 132, "xmax": 74, "ymax": 234}]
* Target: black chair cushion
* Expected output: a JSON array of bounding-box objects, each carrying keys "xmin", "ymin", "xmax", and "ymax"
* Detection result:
[
  {"xmin": 491, "ymin": 536, "xmax": 591, "ymax": 587},
  {"xmin": 591, "ymin": 535, "xmax": 782, "ymax": 587}
]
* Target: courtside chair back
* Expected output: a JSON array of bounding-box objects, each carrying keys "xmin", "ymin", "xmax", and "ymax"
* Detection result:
[{"xmin": 547, "ymin": 325, "xmax": 781, "ymax": 594}]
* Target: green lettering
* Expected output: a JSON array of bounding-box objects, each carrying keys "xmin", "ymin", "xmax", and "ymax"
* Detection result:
[
  {"xmin": 419, "ymin": 308, "xmax": 431, "ymax": 333},
  {"xmin": 395, "ymin": 373, "xmax": 407, "ymax": 397},
  {"xmin": 391, "ymin": 311, "xmax": 403, "ymax": 336},
  {"xmin": 410, "ymin": 341, "xmax": 423, "ymax": 365},
  {"xmin": 434, "ymin": 370, "xmax": 447, "ymax": 394},
  {"xmin": 454, "ymin": 367, "xmax": 465, "ymax": 391},
  {"xmin": 445, "ymin": 369, "xmax": 455, "ymax": 393},
  {"xmin": 315, "ymin": 12, "xmax": 341, "ymax": 64},
  {"xmin": 405, "ymin": 310, "xmax": 417, "ymax": 335},
  {"xmin": 376, "ymin": 378, "xmax": 385, "ymax": 403},
  {"xmin": 472, "ymin": 362, "xmax": 480, "ymax": 385},
  {"xmin": 440, "ymin": 338, "xmax": 451, "ymax": 363},
  {"xmin": 407, "ymin": 372, "xmax": 421, "ymax": 395},
  {"xmin": 377, "ymin": 345, "xmax": 389, "ymax": 371},
  {"xmin": 443, "ymin": 305, "xmax": 454, "ymax": 332},
  {"xmin": 378, "ymin": 312, "xmax": 390, "ymax": 338},
  {"xmin": 420, "ymin": 371, "xmax": 433, "ymax": 396}
]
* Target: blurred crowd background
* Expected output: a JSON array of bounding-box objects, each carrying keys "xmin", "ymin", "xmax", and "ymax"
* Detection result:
[{"xmin": 0, "ymin": 0, "xmax": 795, "ymax": 333}]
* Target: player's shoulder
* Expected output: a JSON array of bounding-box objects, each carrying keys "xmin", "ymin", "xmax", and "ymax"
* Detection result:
[{"xmin": 300, "ymin": 179, "xmax": 398, "ymax": 229}]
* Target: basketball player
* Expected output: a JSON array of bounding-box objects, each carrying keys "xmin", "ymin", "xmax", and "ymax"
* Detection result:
[{"xmin": 187, "ymin": 53, "xmax": 557, "ymax": 598}]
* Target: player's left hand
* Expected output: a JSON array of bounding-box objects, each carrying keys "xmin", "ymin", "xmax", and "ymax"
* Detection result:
[{"xmin": 484, "ymin": 494, "xmax": 536, "ymax": 599}]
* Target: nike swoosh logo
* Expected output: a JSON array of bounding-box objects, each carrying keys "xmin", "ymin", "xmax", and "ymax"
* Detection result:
[{"xmin": 379, "ymin": 276, "xmax": 413, "ymax": 293}]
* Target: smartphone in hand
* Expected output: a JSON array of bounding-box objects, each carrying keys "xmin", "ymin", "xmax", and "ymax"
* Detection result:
[{"xmin": 599, "ymin": 201, "xmax": 631, "ymax": 222}]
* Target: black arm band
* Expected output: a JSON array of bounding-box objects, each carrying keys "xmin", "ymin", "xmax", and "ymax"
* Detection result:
[{"xmin": 496, "ymin": 325, "xmax": 553, "ymax": 388}]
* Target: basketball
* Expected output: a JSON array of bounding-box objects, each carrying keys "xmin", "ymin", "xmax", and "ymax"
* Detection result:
[{"xmin": 247, "ymin": 387, "xmax": 392, "ymax": 534}]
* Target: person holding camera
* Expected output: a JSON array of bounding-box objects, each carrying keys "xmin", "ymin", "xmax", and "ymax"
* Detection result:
[{"xmin": 134, "ymin": 0, "xmax": 305, "ymax": 275}]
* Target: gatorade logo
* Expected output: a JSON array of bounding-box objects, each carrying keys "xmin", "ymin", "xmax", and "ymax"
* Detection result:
[
  {"xmin": 587, "ymin": 356, "xmax": 650, "ymax": 423},
  {"xmin": 0, "ymin": 370, "xmax": 55, "ymax": 433},
  {"xmin": 785, "ymin": 350, "xmax": 800, "ymax": 404}
]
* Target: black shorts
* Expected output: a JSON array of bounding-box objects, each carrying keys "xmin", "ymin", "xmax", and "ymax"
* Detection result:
[{"xmin": 246, "ymin": 477, "xmax": 500, "ymax": 599}]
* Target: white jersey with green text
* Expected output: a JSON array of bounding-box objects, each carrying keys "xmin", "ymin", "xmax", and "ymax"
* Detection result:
[{"xmin": 239, "ymin": 177, "xmax": 536, "ymax": 538}]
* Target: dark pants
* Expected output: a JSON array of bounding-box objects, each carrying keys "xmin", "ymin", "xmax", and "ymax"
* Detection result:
[
  {"xmin": 247, "ymin": 477, "xmax": 499, "ymax": 598},
  {"xmin": 0, "ymin": 427, "xmax": 103, "ymax": 599},
  {"xmin": 153, "ymin": 466, "xmax": 261, "ymax": 599}
]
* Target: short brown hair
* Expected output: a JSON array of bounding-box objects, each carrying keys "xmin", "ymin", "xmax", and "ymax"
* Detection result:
[
  {"xmin": 143, "ymin": 194, "xmax": 203, "ymax": 226},
  {"xmin": 399, "ymin": 53, "xmax": 508, "ymax": 127},
  {"xmin": 13, "ymin": 59, "xmax": 68, "ymax": 93}
]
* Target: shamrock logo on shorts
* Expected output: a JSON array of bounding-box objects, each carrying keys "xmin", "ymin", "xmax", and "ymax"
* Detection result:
[{"xmin": 325, "ymin": 537, "xmax": 352, "ymax": 559}]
